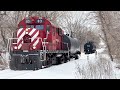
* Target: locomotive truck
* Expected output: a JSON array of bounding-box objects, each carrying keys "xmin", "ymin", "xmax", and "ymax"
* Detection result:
[{"xmin": 7, "ymin": 16, "xmax": 81, "ymax": 70}]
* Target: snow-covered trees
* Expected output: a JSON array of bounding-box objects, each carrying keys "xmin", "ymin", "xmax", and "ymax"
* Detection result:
[
  {"xmin": 62, "ymin": 11, "xmax": 100, "ymax": 52},
  {"xmin": 95, "ymin": 11, "xmax": 120, "ymax": 62}
]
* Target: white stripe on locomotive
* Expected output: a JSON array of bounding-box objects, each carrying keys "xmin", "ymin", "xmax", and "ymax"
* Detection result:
[
  {"xmin": 33, "ymin": 39, "xmax": 39, "ymax": 47},
  {"xmin": 17, "ymin": 28, "xmax": 39, "ymax": 49},
  {"xmin": 17, "ymin": 28, "xmax": 23, "ymax": 37},
  {"xmin": 29, "ymin": 28, "xmax": 36, "ymax": 36},
  {"xmin": 31, "ymin": 31, "xmax": 39, "ymax": 42},
  {"xmin": 17, "ymin": 31, "xmax": 25, "ymax": 43},
  {"xmin": 18, "ymin": 43, "xmax": 22, "ymax": 49}
]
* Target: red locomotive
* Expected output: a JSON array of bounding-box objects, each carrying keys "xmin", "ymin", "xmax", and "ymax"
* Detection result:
[{"xmin": 8, "ymin": 16, "xmax": 81, "ymax": 70}]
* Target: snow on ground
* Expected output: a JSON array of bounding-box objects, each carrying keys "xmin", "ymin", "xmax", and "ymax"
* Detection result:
[
  {"xmin": 0, "ymin": 48, "xmax": 120, "ymax": 79},
  {"xmin": 0, "ymin": 60, "xmax": 77, "ymax": 79}
]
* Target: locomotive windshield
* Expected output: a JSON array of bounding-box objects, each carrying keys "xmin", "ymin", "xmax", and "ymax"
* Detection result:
[
  {"xmin": 26, "ymin": 25, "xmax": 34, "ymax": 28},
  {"xmin": 35, "ymin": 25, "xmax": 44, "ymax": 30},
  {"xmin": 36, "ymin": 19, "xmax": 44, "ymax": 23}
]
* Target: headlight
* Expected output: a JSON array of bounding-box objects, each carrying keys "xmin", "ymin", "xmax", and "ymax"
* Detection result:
[
  {"xmin": 36, "ymin": 19, "xmax": 43, "ymax": 23},
  {"xmin": 26, "ymin": 28, "xmax": 29, "ymax": 31},
  {"xmin": 33, "ymin": 46, "xmax": 36, "ymax": 49},
  {"xmin": 26, "ymin": 32, "xmax": 28, "ymax": 34},
  {"xmin": 14, "ymin": 46, "xmax": 17, "ymax": 49}
]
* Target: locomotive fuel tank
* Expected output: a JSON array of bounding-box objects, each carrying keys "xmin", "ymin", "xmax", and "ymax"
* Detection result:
[{"xmin": 62, "ymin": 35, "xmax": 80, "ymax": 54}]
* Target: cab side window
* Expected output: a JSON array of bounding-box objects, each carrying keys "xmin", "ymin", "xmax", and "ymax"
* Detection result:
[
  {"xmin": 56, "ymin": 28, "xmax": 62, "ymax": 35},
  {"xmin": 59, "ymin": 28, "xmax": 62, "ymax": 35},
  {"xmin": 56, "ymin": 28, "xmax": 59, "ymax": 34}
]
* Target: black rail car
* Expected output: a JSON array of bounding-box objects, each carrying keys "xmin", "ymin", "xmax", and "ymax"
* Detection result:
[
  {"xmin": 62, "ymin": 35, "xmax": 81, "ymax": 59},
  {"xmin": 84, "ymin": 41, "xmax": 96, "ymax": 54}
]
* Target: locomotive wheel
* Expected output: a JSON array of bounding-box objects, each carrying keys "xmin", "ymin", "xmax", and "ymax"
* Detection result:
[
  {"xmin": 64, "ymin": 56, "xmax": 70, "ymax": 63},
  {"xmin": 60, "ymin": 59, "xmax": 64, "ymax": 64},
  {"xmin": 56, "ymin": 57, "xmax": 61, "ymax": 65},
  {"xmin": 47, "ymin": 60, "xmax": 52, "ymax": 67},
  {"xmin": 53, "ymin": 57, "xmax": 59, "ymax": 65},
  {"xmin": 59, "ymin": 56, "xmax": 65, "ymax": 64},
  {"xmin": 75, "ymin": 55, "xmax": 79, "ymax": 60},
  {"xmin": 51, "ymin": 56, "xmax": 57, "ymax": 65},
  {"xmin": 44, "ymin": 59, "xmax": 52, "ymax": 68}
]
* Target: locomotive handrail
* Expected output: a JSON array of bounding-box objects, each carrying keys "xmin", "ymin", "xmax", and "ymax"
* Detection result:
[
  {"xmin": 7, "ymin": 37, "xmax": 43, "ymax": 52},
  {"xmin": 7, "ymin": 38, "xmax": 18, "ymax": 53},
  {"xmin": 37, "ymin": 37, "xmax": 47, "ymax": 61}
]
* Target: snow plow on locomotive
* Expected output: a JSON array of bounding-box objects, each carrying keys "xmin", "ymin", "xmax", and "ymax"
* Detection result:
[{"xmin": 7, "ymin": 16, "xmax": 81, "ymax": 70}]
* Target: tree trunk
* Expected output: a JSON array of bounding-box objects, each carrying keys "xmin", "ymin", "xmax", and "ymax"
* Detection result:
[{"xmin": 98, "ymin": 11, "xmax": 113, "ymax": 61}]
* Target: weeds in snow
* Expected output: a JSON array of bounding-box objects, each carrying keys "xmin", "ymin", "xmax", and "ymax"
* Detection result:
[{"xmin": 75, "ymin": 54, "xmax": 116, "ymax": 79}]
